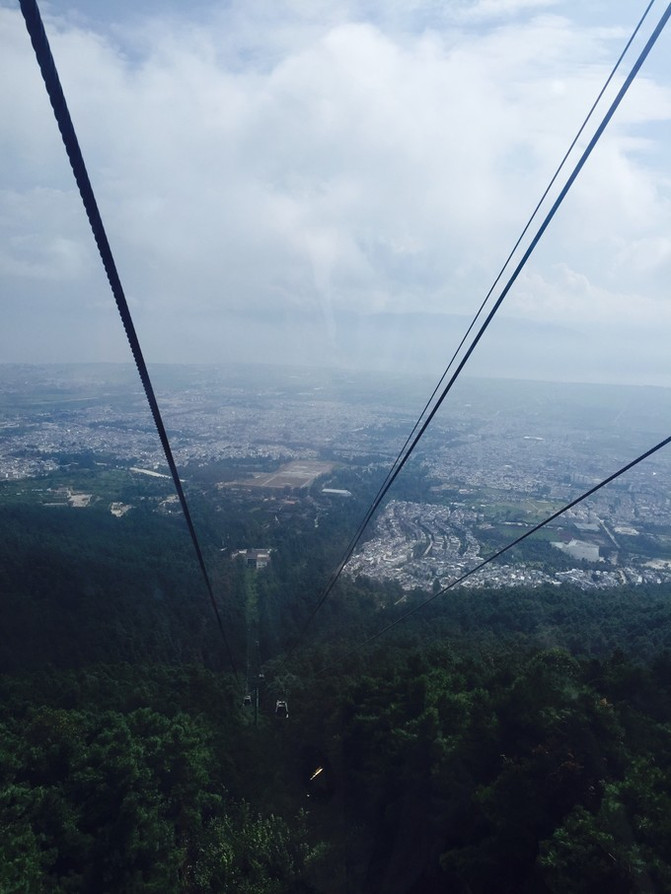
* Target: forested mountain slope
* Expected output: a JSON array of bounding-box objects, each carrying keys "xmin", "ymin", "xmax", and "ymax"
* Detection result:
[{"xmin": 2, "ymin": 502, "xmax": 671, "ymax": 891}]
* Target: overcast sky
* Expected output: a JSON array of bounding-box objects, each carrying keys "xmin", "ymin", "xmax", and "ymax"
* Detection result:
[{"xmin": 2, "ymin": 0, "xmax": 671, "ymax": 385}]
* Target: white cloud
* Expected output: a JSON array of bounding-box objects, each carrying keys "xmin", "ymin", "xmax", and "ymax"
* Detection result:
[
  {"xmin": 0, "ymin": 185, "xmax": 97, "ymax": 285},
  {"xmin": 1, "ymin": 0, "xmax": 671, "ymax": 381},
  {"xmin": 456, "ymin": 0, "xmax": 559, "ymax": 24},
  {"xmin": 506, "ymin": 263, "xmax": 671, "ymax": 327}
]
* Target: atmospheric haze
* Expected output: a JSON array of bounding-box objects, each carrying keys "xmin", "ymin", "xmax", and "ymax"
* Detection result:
[{"xmin": 2, "ymin": 0, "xmax": 671, "ymax": 385}]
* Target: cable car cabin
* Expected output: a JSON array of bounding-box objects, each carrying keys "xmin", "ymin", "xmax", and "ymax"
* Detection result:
[
  {"xmin": 243, "ymin": 694, "xmax": 252, "ymax": 708},
  {"xmin": 275, "ymin": 699, "xmax": 289, "ymax": 719}
]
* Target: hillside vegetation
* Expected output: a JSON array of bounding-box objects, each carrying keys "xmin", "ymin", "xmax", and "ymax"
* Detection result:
[{"xmin": 2, "ymin": 502, "xmax": 671, "ymax": 892}]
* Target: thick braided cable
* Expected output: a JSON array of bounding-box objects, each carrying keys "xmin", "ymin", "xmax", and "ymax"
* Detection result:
[{"xmin": 19, "ymin": 0, "xmax": 238, "ymax": 675}]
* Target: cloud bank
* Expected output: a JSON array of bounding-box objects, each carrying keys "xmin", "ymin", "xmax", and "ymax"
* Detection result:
[{"xmin": 1, "ymin": 0, "xmax": 670, "ymax": 384}]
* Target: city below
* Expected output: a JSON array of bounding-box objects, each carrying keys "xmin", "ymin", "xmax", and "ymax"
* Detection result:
[{"xmin": 2, "ymin": 362, "xmax": 671, "ymax": 594}]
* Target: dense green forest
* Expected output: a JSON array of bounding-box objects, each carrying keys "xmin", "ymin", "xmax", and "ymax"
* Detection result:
[{"xmin": 2, "ymin": 500, "xmax": 671, "ymax": 891}]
